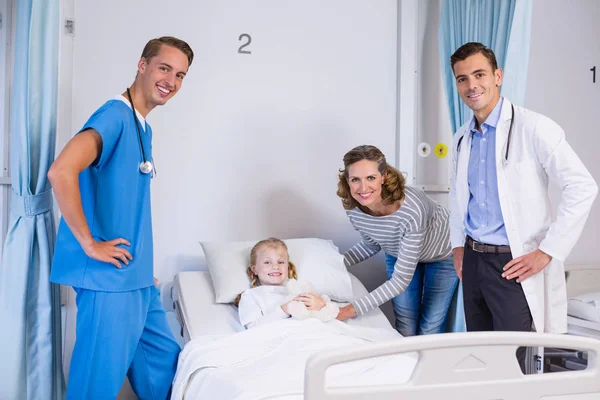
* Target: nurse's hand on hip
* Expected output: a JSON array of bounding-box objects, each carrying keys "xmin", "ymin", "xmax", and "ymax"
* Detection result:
[{"xmin": 83, "ymin": 238, "xmax": 132, "ymax": 269}]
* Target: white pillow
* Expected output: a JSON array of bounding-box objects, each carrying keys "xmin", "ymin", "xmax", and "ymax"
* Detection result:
[{"xmin": 201, "ymin": 238, "xmax": 354, "ymax": 304}]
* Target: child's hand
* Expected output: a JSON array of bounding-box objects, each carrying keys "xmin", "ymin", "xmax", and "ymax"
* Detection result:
[
  {"xmin": 154, "ymin": 277, "xmax": 158, "ymax": 286},
  {"xmin": 295, "ymin": 293, "xmax": 326, "ymax": 311}
]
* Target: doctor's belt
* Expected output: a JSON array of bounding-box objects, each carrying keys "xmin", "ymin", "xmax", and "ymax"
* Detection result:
[{"xmin": 465, "ymin": 236, "xmax": 511, "ymax": 254}]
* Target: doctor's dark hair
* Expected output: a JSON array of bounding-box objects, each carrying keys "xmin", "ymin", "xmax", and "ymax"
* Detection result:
[
  {"xmin": 337, "ymin": 145, "xmax": 406, "ymax": 212},
  {"xmin": 450, "ymin": 42, "xmax": 498, "ymax": 73},
  {"xmin": 141, "ymin": 36, "xmax": 194, "ymax": 67},
  {"xmin": 233, "ymin": 238, "xmax": 298, "ymax": 307}
]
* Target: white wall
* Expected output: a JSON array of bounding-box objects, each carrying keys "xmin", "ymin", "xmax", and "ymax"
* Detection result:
[
  {"xmin": 68, "ymin": 1, "xmax": 398, "ymax": 283},
  {"xmin": 526, "ymin": 0, "xmax": 600, "ymax": 263},
  {"xmin": 525, "ymin": 0, "xmax": 600, "ymax": 293}
]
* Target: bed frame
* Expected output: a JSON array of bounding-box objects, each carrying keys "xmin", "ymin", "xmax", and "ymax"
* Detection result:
[{"xmin": 305, "ymin": 331, "xmax": 600, "ymax": 400}]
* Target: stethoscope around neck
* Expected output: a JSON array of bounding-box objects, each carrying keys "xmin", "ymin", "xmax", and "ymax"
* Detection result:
[
  {"xmin": 456, "ymin": 104, "xmax": 515, "ymax": 166},
  {"xmin": 126, "ymin": 88, "xmax": 154, "ymax": 175}
]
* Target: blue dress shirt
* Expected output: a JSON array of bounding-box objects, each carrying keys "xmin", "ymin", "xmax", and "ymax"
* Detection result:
[{"xmin": 464, "ymin": 97, "xmax": 509, "ymax": 246}]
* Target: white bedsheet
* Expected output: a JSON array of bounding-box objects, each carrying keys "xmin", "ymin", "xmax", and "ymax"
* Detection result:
[{"xmin": 171, "ymin": 318, "xmax": 417, "ymax": 400}]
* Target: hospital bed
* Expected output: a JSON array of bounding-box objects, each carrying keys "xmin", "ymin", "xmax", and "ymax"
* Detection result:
[
  {"xmin": 566, "ymin": 264, "xmax": 600, "ymax": 340},
  {"xmin": 305, "ymin": 332, "xmax": 600, "ymax": 399},
  {"xmin": 537, "ymin": 264, "xmax": 600, "ymax": 373},
  {"xmin": 172, "ymin": 270, "xmax": 394, "ymax": 343},
  {"xmin": 171, "ymin": 269, "xmax": 600, "ymax": 399}
]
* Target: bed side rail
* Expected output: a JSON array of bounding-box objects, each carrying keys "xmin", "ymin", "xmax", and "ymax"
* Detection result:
[{"xmin": 305, "ymin": 331, "xmax": 600, "ymax": 400}]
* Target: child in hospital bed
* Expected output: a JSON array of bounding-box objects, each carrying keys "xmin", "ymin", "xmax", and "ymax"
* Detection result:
[{"xmin": 234, "ymin": 238, "xmax": 339, "ymax": 329}]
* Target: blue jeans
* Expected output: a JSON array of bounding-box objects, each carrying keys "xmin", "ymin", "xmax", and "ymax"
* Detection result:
[{"xmin": 385, "ymin": 254, "xmax": 459, "ymax": 336}]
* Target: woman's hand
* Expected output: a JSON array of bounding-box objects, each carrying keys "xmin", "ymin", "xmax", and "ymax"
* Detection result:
[
  {"xmin": 295, "ymin": 293, "xmax": 326, "ymax": 311},
  {"xmin": 336, "ymin": 304, "xmax": 357, "ymax": 321}
]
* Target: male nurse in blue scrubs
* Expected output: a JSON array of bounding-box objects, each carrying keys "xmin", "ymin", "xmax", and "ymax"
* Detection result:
[{"xmin": 48, "ymin": 36, "xmax": 193, "ymax": 399}]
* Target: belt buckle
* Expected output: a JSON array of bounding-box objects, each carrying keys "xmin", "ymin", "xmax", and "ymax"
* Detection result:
[{"xmin": 472, "ymin": 241, "xmax": 485, "ymax": 253}]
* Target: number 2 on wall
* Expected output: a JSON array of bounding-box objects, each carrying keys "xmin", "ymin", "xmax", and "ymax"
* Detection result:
[
  {"xmin": 238, "ymin": 33, "xmax": 251, "ymax": 54},
  {"xmin": 592, "ymin": 66, "xmax": 596, "ymax": 83}
]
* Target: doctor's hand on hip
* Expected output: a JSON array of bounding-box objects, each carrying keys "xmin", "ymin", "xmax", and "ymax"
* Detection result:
[
  {"xmin": 83, "ymin": 238, "xmax": 133, "ymax": 269},
  {"xmin": 452, "ymin": 247, "xmax": 464, "ymax": 281},
  {"xmin": 502, "ymin": 249, "xmax": 552, "ymax": 283},
  {"xmin": 336, "ymin": 304, "xmax": 357, "ymax": 321}
]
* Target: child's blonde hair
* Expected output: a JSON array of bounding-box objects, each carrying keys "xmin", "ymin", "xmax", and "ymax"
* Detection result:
[{"xmin": 234, "ymin": 238, "xmax": 298, "ymax": 306}]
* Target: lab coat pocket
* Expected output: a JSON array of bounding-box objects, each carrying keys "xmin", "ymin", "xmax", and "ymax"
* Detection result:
[{"xmin": 504, "ymin": 160, "xmax": 545, "ymax": 201}]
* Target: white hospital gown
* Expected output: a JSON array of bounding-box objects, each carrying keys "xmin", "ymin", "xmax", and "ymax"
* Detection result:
[{"xmin": 238, "ymin": 284, "xmax": 291, "ymax": 329}]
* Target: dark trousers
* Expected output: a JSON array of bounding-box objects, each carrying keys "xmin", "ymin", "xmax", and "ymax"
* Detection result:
[{"xmin": 462, "ymin": 243, "xmax": 533, "ymax": 372}]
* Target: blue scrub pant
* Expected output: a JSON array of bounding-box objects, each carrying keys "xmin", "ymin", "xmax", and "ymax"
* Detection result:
[{"xmin": 67, "ymin": 285, "xmax": 181, "ymax": 400}]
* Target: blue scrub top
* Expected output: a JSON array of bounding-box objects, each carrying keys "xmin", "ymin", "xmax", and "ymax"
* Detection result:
[{"xmin": 50, "ymin": 100, "xmax": 154, "ymax": 291}]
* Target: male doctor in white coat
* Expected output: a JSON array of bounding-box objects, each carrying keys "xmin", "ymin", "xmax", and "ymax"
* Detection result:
[{"xmin": 448, "ymin": 42, "xmax": 597, "ymax": 370}]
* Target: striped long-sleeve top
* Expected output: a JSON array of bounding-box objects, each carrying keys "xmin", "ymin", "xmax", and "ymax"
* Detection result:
[{"xmin": 344, "ymin": 186, "xmax": 452, "ymax": 315}]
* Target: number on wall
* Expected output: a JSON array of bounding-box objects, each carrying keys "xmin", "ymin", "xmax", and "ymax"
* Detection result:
[
  {"xmin": 238, "ymin": 33, "xmax": 252, "ymax": 54},
  {"xmin": 591, "ymin": 66, "xmax": 596, "ymax": 83}
]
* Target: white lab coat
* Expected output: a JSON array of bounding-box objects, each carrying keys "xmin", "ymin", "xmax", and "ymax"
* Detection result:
[{"xmin": 449, "ymin": 98, "xmax": 598, "ymax": 333}]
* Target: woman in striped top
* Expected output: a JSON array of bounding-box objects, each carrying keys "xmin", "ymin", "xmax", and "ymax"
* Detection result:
[{"xmin": 336, "ymin": 145, "xmax": 459, "ymax": 337}]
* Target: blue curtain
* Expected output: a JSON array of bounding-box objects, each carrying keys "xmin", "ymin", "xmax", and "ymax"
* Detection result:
[
  {"xmin": 439, "ymin": 0, "xmax": 534, "ymax": 133},
  {"xmin": 0, "ymin": 0, "xmax": 64, "ymax": 399},
  {"xmin": 438, "ymin": 0, "xmax": 534, "ymax": 333}
]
